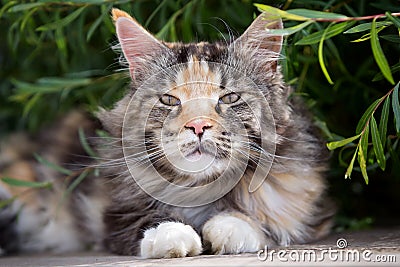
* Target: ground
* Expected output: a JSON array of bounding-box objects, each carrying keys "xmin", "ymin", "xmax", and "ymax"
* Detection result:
[{"xmin": 2, "ymin": 227, "xmax": 399, "ymax": 266}]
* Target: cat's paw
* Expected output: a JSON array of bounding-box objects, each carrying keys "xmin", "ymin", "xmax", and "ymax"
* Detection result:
[
  {"xmin": 140, "ymin": 222, "xmax": 202, "ymax": 258},
  {"xmin": 202, "ymin": 214, "xmax": 266, "ymax": 254}
]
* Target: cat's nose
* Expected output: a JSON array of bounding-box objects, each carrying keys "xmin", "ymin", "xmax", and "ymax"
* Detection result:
[{"xmin": 185, "ymin": 118, "xmax": 213, "ymax": 135}]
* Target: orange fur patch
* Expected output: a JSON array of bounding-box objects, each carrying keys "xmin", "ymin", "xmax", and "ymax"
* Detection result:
[
  {"xmin": 112, "ymin": 8, "xmax": 134, "ymax": 22},
  {"xmin": 0, "ymin": 160, "xmax": 41, "ymax": 207}
]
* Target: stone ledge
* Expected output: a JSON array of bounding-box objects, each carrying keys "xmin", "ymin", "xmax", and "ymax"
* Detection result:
[{"xmin": 2, "ymin": 228, "xmax": 399, "ymax": 266}]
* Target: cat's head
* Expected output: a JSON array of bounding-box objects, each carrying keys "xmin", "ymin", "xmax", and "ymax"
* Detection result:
[{"xmin": 103, "ymin": 9, "xmax": 289, "ymax": 193}]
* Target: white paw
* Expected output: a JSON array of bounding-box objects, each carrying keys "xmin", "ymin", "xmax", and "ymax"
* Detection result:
[
  {"xmin": 140, "ymin": 222, "xmax": 202, "ymax": 258},
  {"xmin": 202, "ymin": 214, "xmax": 266, "ymax": 254}
]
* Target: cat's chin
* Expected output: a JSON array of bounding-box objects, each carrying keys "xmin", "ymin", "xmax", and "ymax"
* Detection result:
[
  {"xmin": 184, "ymin": 149, "xmax": 202, "ymax": 161},
  {"xmin": 164, "ymin": 150, "xmax": 226, "ymax": 179}
]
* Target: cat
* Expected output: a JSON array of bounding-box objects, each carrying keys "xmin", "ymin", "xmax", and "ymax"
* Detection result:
[{"xmin": 0, "ymin": 8, "xmax": 334, "ymax": 258}]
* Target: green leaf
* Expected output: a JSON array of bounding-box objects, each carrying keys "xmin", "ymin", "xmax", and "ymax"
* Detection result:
[
  {"xmin": 360, "ymin": 121, "xmax": 369, "ymax": 159},
  {"xmin": 0, "ymin": 1, "xmax": 17, "ymax": 18},
  {"xmin": 8, "ymin": 2, "xmax": 44, "ymax": 12},
  {"xmin": 12, "ymin": 77, "xmax": 92, "ymax": 95},
  {"xmin": 0, "ymin": 197, "xmax": 16, "ymax": 209},
  {"xmin": 62, "ymin": 169, "xmax": 91, "ymax": 199},
  {"xmin": 371, "ymin": 17, "xmax": 395, "ymax": 85},
  {"xmin": 370, "ymin": 116, "xmax": 386, "ymax": 170},
  {"xmin": 373, "ymin": 62, "xmax": 400, "ymax": 81},
  {"xmin": 1, "ymin": 177, "xmax": 52, "ymax": 189},
  {"xmin": 78, "ymin": 128, "xmax": 97, "ymax": 157},
  {"xmin": 351, "ymin": 26, "xmax": 387, "ymax": 43},
  {"xmin": 318, "ymin": 22, "xmax": 335, "ymax": 85},
  {"xmin": 345, "ymin": 147, "xmax": 358, "ymax": 179},
  {"xmin": 386, "ymin": 12, "xmax": 400, "ymax": 28},
  {"xmin": 266, "ymin": 20, "xmax": 314, "ymax": 36},
  {"xmin": 34, "ymin": 154, "xmax": 73, "ymax": 176},
  {"xmin": 326, "ymin": 133, "xmax": 361, "ymax": 150},
  {"xmin": 356, "ymin": 98, "xmax": 381, "ymax": 134},
  {"xmin": 381, "ymin": 35, "xmax": 400, "ymax": 43},
  {"xmin": 393, "ymin": 82, "xmax": 400, "ymax": 133},
  {"xmin": 287, "ymin": 9, "xmax": 348, "ymax": 20},
  {"xmin": 296, "ymin": 21, "xmax": 354, "ymax": 45},
  {"xmin": 87, "ymin": 5, "xmax": 111, "ymax": 41},
  {"xmin": 254, "ymin": 4, "xmax": 308, "ymax": 21},
  {"xmin": 36, "ymin": 6, "xmax": 86, "ymax": 31},
  {"xmin": 379, "ymin": 95, "xmax": 390, "ymax": 146},
  {"xmin": 344, "ymin": 21, "xmax": 392, "ymax": 34},
  {"xmin": 357, "ymin": 142, "xmax": 369, "ymax": 184},
  {"xmin": 22, "ymin": 93, "xmax": 41, "ymax": 117}
]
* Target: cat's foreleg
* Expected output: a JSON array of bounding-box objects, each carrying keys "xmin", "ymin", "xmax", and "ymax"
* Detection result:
[
  {"xmin": 202, "ymin": 212, "xmax": 269, "ymax": 254},
  {"xmin": 105, "ymin": 208, "xmax": 202, "ymax": 258},
  {"xmin": 140, "ymin": 221, "xmax": 202, "ymax": 258}
]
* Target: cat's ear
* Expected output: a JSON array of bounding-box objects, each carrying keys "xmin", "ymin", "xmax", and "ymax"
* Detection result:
[
  {"xmin": 112, "ymin": 9, "xmax": 166, "ymax": 79},
  {"xmin": 233, "ymin": 13, "xmax": 283, "ymax": 71}
]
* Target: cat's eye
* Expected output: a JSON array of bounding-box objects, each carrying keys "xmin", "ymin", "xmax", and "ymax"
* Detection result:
[
  {"xmin": 160, "ymin": 94, "xmax": 181, "ymax": 106},
  {"xmin": 219, "ymin": 92, "xmax": 240, "ymax": 104}
]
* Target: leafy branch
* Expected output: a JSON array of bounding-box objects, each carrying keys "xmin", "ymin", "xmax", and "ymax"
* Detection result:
[
  {"xmin": 327, "ymin": 83, "xmax": 400, "ymax": 183},
  {"xmin": 256, "ymin": 4, "xmax": 400, "ymax": 85},
  {"xmin": 256, "ymin": 4, "xmax": 400, "ymax": 183}
]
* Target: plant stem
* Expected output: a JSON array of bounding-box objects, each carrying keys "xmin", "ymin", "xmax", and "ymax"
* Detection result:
[{"xmin": 315, "ymin": 13, "xmax": 400, "ymax": 22}]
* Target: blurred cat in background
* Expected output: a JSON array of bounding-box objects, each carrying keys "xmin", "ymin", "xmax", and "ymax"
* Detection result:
[{"xmin": 0, "ymin": 9, "xmax": 334, "ymax": 258}]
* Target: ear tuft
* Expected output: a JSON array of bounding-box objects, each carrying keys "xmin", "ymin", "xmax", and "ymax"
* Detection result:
[{"xmin": 111, "ymin": 8, "xmax": 134, "ymax": 22}]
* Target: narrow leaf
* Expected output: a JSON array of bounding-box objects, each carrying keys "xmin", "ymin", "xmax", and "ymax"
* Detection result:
[
  {"xmin": 254, "ymin": 4, "xmax": 308, "ymax": 21},
  {"xmin": 1, "ymin": 177, "xmax": 52, "ymax": 189},
  {"xmin": 0, "ymin": 1, "xmax": 17, "ymax": 18},
  {"xmin": 87, "ymin": 5, "xmax": 111, "ymax": 41},
  {"xmin": 357, "ymin": 143, "xmax": 369, "ymax": 184},
  {"xmin": 345, "ymin": 147, "xmax": 358, "ymax": 179},
  {"xmin": 373, "ymin": 62, "xmax": 400, "ymax": 81},
  {"xmin": 370, "ymin": 116, "xmax": 386, "ymax": 170},
  {"xmin": 344, "ymin": 21, "xmax": 392, "ymax": 34},
  {"xmin": 386, "ymin": 12, "xmax": 400, "ymax": 28},
  {"xmin": 360, "ymin": 122, "xmax": 369, "ymax": 159},
  {"xmin": 356, "ymin": 98, "xmax": 381, "ymax": 134},
  {"xmin": 78, "ymin": 128, "xmax": 97, "ymax": 157},
  {"xmin": 318, "ymin": 22, "xmax": 335, "ymax": 84},
  {"xmin": 326, "ymin": 133, "xmax": 361, "ymax": 150},
  {"xmin": 36, "ymin": 6, "xmax": 86, "ymax": 31},
  {"xmin": 351, "ymin": 26, "xmax": 387, "ymax": 43},
  {"xmin": 63, "ymin": 169, "xmax": 90, "ymax": 199},
  {"xmin": 22, "ymin": 93, "xmax": 41, "ymax": 117},
  {"xmin": 379, "ymin": 95, "xmax": 390, "ymax": 146},
  {"xmin": 371, "ymin": 17, "xmax": 395, "ymax": 85},
  {"xmin": 266, "ymin": 20, "xmax": 314, "ymax": 36},
  {"xmin": 8, "ymin": 2, "xmax": 44, "ymax": 12},
  {"xmin": 296, "ymin": 21, "xmax": 355, "ymax": 45},
  {"xmin": 0, "ymin": 197, "xmax": 16, "ymax": 209},
  {"xmin": 34, "ymin": 154, "xmax": 73, "ymax": 176},
  {"xmin": 393, "ymin": 82, "xmax": 400, "ymax": 133},
  {"xmin": 381, "ymin": 35, "xmax": 400, "ymax": 43},
  {"xmin": 287, "ymin": 9, "xmax": 348, "ymax": 20}
]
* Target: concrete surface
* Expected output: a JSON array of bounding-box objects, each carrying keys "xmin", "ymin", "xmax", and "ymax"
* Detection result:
[{"xmin": 1, "ymin": 227, "xmax": 399, "ymax": 266}]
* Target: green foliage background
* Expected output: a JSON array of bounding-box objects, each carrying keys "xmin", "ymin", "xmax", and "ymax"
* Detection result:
[{"xmin": 1, "ymin": 0, "xmax": 399, "ymax": 229}]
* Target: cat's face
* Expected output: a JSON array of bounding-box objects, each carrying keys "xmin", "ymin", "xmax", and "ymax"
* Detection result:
[{"xmin": 108, "ymin": 9, "xmax": 286, "ymax": 186}]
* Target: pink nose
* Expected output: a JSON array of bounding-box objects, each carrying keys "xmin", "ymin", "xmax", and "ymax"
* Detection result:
[{"xmin": 185, "ymin": 118, "xmax": 213, "ymax": 135}]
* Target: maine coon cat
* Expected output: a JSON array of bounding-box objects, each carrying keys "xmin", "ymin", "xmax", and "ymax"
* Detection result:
[{"xmin": 0, "ymin": 9, "xmax": 334, "ymax": 258}]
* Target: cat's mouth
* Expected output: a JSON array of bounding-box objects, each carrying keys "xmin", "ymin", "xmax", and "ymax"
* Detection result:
[
  {"xmin": 185, "ymin": 149, "xmax": 203, "ymax": 161},
  {"xmin": 184, "ymin": 143, "xmax": 216, "ymax": 161}
]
